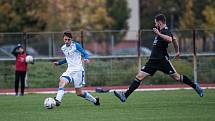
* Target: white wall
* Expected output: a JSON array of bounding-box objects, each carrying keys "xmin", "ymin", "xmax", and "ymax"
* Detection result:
[{"xmin": 125, "ymin": 0, "xmax": 140, "ymax": 40}]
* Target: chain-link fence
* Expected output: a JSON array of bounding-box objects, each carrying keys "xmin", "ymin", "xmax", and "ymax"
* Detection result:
[{"xmin": 0, "ymin": 29, "xmax": 215, "ymax": 88}]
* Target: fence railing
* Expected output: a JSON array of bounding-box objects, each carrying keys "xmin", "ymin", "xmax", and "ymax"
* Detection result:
[{"xmin": 0, "ymin": 29, "xmax": 215, "ymax": 88}]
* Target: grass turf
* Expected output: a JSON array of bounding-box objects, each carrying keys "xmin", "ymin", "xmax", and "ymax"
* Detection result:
[{"xmin": 0, "ymin": 89, "xmax": 215, "ymax": 121}]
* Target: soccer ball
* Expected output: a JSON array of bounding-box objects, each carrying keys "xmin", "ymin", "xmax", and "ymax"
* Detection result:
[
  {"xmin": 44, "ymin": 97, "xmax": 56, "ymax": 109},
  {"xmin": 25, "ymin": 55, "xmax": 34, "ymax": 63}
]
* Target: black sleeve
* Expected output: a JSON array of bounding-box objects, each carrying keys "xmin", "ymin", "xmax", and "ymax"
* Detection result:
[
  {"xmin": 161, "ymin": 29, "xmax": 172, "ymax": 37},
  {"xmin": 11, "ymin": 47, "xmax": 19, "ymax": 57}
]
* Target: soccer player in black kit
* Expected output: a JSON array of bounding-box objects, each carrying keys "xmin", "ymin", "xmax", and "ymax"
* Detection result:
[{"xmin": 114, "ymin": 14, "xmax": 204, "ymax": 102}]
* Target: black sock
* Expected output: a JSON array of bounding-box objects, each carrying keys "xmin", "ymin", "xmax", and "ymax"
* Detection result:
[
  {"xmin": 124, "ymin": 78, "xmax": 141, "ymax": 98},
  {"xmin": 181, "ymin": 75, "xmax": 196, "ymax": 88}
]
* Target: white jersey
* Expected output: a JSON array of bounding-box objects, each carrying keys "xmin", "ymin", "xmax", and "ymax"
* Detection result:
[{"xmin": 61, "ymin": 42, "xmax": 89, "ymax": 72}]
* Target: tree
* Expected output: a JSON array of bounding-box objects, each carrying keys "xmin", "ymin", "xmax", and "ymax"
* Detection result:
[
  {"xmin": 202, "ymin": 2, "xmax": 215, "ymax": 51},
  {"xmin": 106, "ymin": 0, "xmax": 130, "ymax": 30},
  {"xmin": 139, "ymin": 0, "xmax": 186, "ymax": 29},
  {"xmin": 0, "ymin": 0, "xmax": 47, "ymax": 32},
  {"xmin": 45, "ymin": 0, "xmax": 113, "ymax": 31},
  {"xmin": 202, "ymin": 2, "xmax": 215, "ymax": 28},
  {"xmin": 96, "ymin": 0, "xmax": 131, "ymax": 47},
  {"xmin": 179, "ymin": 0, "xmax": 195, "ymax": 29},
  {"xmin": 177, "ymin": 0, "xmax": 214, "ymax": 29},
  {"xmin": 192, "ymin": 0, "xmax": 211, "ymax": 28}
]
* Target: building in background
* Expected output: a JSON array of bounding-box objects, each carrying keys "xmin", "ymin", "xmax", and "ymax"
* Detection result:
[{"xmin": 125, "ymin": 0, "xmax": 140, "ymax": 40}]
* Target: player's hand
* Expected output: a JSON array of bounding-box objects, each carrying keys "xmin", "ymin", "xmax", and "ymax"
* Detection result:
[
  {"xmin": 83, "ymin": 59, "xmax": 90, "ymax": 64},
  {"xmin": 53, "ymin": 61, "xmax": 59, "ymax": 66},
  {"xmin": 153, "ymin": 28, "xmax": 160, "ymax": 35},
  {"xmin": 175, "ymin": 52, "xmax": 180, "ymax": 59}
]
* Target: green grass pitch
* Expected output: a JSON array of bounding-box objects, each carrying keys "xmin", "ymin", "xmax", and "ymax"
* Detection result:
[{"xmin": 0, "ymin": 89, "xmax": 215, "ymax": 121}]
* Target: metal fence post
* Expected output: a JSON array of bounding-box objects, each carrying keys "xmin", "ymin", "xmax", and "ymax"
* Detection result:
[
  {"xmin": 23, "ymin": 32, "xmax": 27, "ymax": 52},
  {"xmin": 51, "ymin": 33, "xmax": 54, "ymax": 57},
  {"xmin": 80, "ymin": 30, "xmax": 84, "ymax": 48},
  {"xmin": 48, "ymin": 33, "xmax": 53, "ymax": 58},
  {"xmin": 111, "ymin": 34, "xmax": 114, "ymax": 82},
  {"xmin": 137, "ymin": 29, "xmax": 141, "ymax": 71},
  {"xmin": 193, "ymin": 29, "xmax": 198, "ymax": 83}
]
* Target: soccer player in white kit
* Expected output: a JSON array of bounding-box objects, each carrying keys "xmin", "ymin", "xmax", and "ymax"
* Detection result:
[{"xmin": 53, "ymin": 31, "xmax": 100, "ymax": 106}]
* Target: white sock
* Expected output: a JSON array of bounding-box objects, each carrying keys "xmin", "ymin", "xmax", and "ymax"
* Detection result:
[
  {"xmin": 56, "ymin": 88, "xmax": 64, "ymax": 102},
  {"xmin": 83, "ymin": 91, "xmax": 96, "ymax": 103}
]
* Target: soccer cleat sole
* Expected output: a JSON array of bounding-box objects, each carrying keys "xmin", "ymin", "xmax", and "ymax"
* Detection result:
[
  {"xmin": 94, "ymin": 97, "xmax": 100, "ymax": 106},
  {"xmin": 195, "ymin": 83, "xmax": 204, "ymax": 97},
  {"xmin": 54, "ymin": 97, "xmax": 61, "ymax": 106},
  {"xmin": 114, "ymin": 91, "xmax": 126, "ymax": 102}
]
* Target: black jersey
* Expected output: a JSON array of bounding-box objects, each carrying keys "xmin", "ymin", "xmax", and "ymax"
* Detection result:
[{"xmin": 150, "ymin": 27, "xmax": 172, "ymax": 59}]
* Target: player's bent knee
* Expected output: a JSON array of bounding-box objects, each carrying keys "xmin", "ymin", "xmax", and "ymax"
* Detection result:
[
  {"xmin": 171, "ymin": 73, "xmax": 180, "ymax": 81},
  {"xmin": 176, "ymin": 77, "xmax": 180, "ymax": 81},
  {"xmin": 75, "ymin": 88, "xmax": 83, "ymax": 97},
  {"xmin": 76, "ymin": 92, "xmax": 84, "ymax": 97},
  {"xmin": 136, "ymin": 72, "xmax": 147, "ymax": 81},
  {"xmin": 77, "ymin": 93, "xmax": 83, "ymax": 97},
  {"xmin": 59, "ymin": 80, "xmax": 67, "ymax": 88},
  {"xmin": 136, "ymin": 75, "xmax": 143, "ymax": 81}
]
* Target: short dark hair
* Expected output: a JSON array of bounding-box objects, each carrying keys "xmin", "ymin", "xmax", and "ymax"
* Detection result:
[
  {"xmin": 155, "ymin": 14, "xmax": 166, "ymax": 23},
  {"xmin": 63, "ymin": 31, "xmax": 73, "ymax": 39}
]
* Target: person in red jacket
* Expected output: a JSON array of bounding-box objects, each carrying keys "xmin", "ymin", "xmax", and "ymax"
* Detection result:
[{"xmin": 12, "ymin": 44, "xmax": 27, "ymax": 96}]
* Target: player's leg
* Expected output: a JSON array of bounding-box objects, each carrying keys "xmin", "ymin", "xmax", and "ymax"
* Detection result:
[
  {"xmin": 114, "ymin": 60, "xmax": 156, "ymax": 102},
  {"xmin": 162, "ymin": 58, "xmax": 203, "ymax": 97},
  {"xmin": 170, "ymin": 73, "xmax": 203, "ymax": 97},
  {"xmin": 170, "ymin": 73, "xmax": 196, "ymax": 88},
  {"xmin": 125, "ymin": 71, "xmax": 149, "ymax": 98},
  {"xmin": 75, "ymin": 88, "xmax": 100, "ymax": 105},
  {"xmin": 20, "ymin": 71, "xmax": 26, "ymax": 96},
  {"xmin": 15, "ymin": 71, "xmax": 20, "ymax": 96},
  {"xmin": 55, "ymin": 76, "xmax": 70, "ymax": 106},
  {"xmin": 73, "ymin": 71, "xmax": 100, "ymax": 105},
  {"xmin": 114, "ymin": 71, "xmax": 149, "ymax": 102}
]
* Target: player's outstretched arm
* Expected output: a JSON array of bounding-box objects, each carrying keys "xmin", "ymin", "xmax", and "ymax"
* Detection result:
[
  {"xmin": 75, "ymin": 43, "xmax": 90, "ymax": 64},
  {"xmin": 172, "ymin": 36, "xmax": 180, "ymax": 58},
  {"xmin": 53, "ymin": 58, "xmax": 67, "ymax": 66},
  {"xmin": 83, "ymin": 59, "xmax": 90, "ymax": 64}
]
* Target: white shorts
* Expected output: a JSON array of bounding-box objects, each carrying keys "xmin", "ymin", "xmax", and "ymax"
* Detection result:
[{"xmin": 60, "ymin": 70, "xmax": 85, "ymax": 88}]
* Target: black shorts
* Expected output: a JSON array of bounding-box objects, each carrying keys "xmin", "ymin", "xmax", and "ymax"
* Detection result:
[{"xmin": 141, "ymin": 58, "xmax": 176, "ymax": 76}]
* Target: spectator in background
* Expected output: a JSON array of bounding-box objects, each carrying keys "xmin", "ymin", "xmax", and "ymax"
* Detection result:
[{"xmin": 11, "ymin": 44, "xmax": 27, "ymax": 96}]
